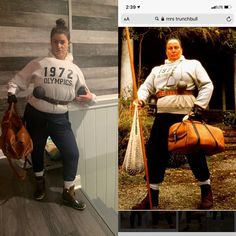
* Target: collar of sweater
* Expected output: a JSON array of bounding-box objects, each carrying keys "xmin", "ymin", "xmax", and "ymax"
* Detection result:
[
  {"xmin": 48, "ymin": 50, "xmax": 74, "ymax": 62},
  {"xmin": 164, "ymin": 55, "xmax": 185, "ymax": 64}
]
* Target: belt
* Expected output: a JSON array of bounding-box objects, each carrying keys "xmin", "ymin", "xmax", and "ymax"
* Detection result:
[
  {"xmin": 156, "ymin": 90, "xmax": 194, "ymax": 98},
  {"xmin": 34, "ymin": 95, "xmax": 70, "ymax": 105}
]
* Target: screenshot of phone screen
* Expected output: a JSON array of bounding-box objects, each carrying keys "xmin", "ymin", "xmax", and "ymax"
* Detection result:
[{"xmin": 118, "ymin": 0, "xmax": 236, "ymax": 235}]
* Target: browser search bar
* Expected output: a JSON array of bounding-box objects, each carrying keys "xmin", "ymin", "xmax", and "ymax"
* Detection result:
[{"xmin": 120, "ymin": 14, "xmax": 234, "ymax": 26}]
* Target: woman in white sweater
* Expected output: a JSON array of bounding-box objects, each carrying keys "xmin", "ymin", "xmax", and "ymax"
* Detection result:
[
  {"xmin": 7, "ymin": 18, "xmax": 96, "ymax": 210},
  {"xmin": 133, "ymin": 38, "xmax": 214, "ymax": 210}
]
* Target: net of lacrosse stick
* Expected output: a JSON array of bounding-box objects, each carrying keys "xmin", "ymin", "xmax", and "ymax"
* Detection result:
[{"xmin": 122, "ymin": 105, "xmax": 144, "ymax": 175}]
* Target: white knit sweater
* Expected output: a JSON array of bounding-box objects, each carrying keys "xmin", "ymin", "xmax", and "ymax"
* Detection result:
[{"xmin": 138, "ymin": 56, "xmax": 214, "ymax": 114}]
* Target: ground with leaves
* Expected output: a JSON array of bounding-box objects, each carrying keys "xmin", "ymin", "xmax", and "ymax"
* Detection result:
[{"xmin": 119, "ymin": 150, "xmax": 236, "ymax": 210}]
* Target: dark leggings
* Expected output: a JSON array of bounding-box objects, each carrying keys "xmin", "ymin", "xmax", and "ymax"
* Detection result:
[
  {"xmin": 146, "ymin": 113, "xmax": 210, "ymax": 184},
  {"xmin": 24, "ymin": 103, "xmax": 79, "ymax": 181}
]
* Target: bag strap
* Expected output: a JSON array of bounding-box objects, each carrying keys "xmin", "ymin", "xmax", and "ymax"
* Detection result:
[
  {"xmin": 190, "ymin": 120, "xmax": 201, "ymax": 147},
  {"xmin": 8, "ymin": 103, "xmax": 15, "ymax": 118},
  {"xmin": 191, "ymin": 120, "xmax": 219, "ymax": 153},
  {"xmin": 202, "ymin": 122, "xmax": 219, "ymax": 151},
  {"xmin": 174, "ymin": 120, "xmax": 201, "ymax": 147},
  {"xmin": 173, "ymin": 122, "xmax": 184, "ymax": 142}
]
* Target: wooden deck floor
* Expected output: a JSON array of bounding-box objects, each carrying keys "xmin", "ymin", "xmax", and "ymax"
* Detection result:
[{"xmin": 0, "ymin": 157, "xmax": 114, "ymax": 236}]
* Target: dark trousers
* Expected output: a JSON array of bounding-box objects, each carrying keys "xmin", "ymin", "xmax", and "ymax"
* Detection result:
[
  {"xmin": 24, "ymin": 103, "xmax": 79, "ymax": 181},
  {"xmin": 146, "ymin": 113, "xmax": 210, "ymax": 184}
]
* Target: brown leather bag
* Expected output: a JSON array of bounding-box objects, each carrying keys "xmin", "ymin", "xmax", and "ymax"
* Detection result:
[
  {"xmin": 0, "ymin": 103, "xmax": 33, "ymax": 179},
  {"xmin": 168, "ymin": 120, "xmax": 225, "ymax": 155}
]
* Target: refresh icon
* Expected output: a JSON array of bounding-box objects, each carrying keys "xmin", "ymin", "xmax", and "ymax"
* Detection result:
[{"xmin": 226, "ymin": 16, "xmax": 232, "ymax": 22}]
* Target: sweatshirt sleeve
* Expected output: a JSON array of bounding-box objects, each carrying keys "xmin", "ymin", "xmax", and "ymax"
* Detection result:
[
  {"xmin": 193, "ymin": 60, "xmax": 214, "ymax": 109},
  {"xmin": 8, "ymin": 59, "xmax": 39, "ymax": 95},
  {"xmin": 74, "ymin": 66, "xmax": 97, "ymax": 106}
]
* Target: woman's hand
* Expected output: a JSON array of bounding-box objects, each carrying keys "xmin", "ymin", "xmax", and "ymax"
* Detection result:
[
  {"xmin": 133, "ymin": 99, "xmax": 145, "ymax": 108},
  {"xmin": 182, "ymin": 104, "xmax": 204, "ymax": 121},
  {"xmin": 7, "ymin": 93, "xmax": 17, "ymax": 104},
  {"xmin": 75, "ymin": 91, "xmax": 93, "ymax": 102}
]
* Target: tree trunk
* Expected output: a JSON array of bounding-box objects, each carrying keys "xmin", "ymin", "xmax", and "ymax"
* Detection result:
[
  {"xmin": 138, "ymin": 35, "xmax": 143, "ymax": 82},
  {"xmin": 234, "ymin": 54, "xmax": 236, "ymax": 118},
  {"xmin": 120, "ymin": 28, "xmax": 134, "ymax": 99}
]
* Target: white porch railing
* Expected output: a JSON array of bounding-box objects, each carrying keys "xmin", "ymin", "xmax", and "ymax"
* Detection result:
[{"xmin": 69, "ymin": 94, "xmax": 118, "ymax": 235}]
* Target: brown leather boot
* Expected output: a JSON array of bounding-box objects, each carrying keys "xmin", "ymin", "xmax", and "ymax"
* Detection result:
[
  {"xmin": 62, "ymin": 186, "xmax": 86, "ymax": 210},
  {"xmin": 34, "ymin": 176, "xmax": 45, "ymax": 201},
  {"xmin": 199, "ymin": 184, "xmax": 213, "ymax": 209},
  {"xmin": 132, "ymin": 190, "xmax": 159, "ymax": 210},
  {"xmin": 132, "ymin": 194, "xmax": 150, "ymax": 209}
]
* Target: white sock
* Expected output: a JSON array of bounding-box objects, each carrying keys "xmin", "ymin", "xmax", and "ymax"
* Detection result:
[
  {"xmin": 199, "ymin": 179, "xmax": 210, "ymax": 185},
  {"xmin": 35, "ymin": 170, "xmax": 44, "ymax": 177},
  {"xmin": 64, "ymin": 180, "xmax": 75, "ymax": 189},
  {"xmin": 150, "ymin": 183, "xmax": 159, "ymax": 190}
]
